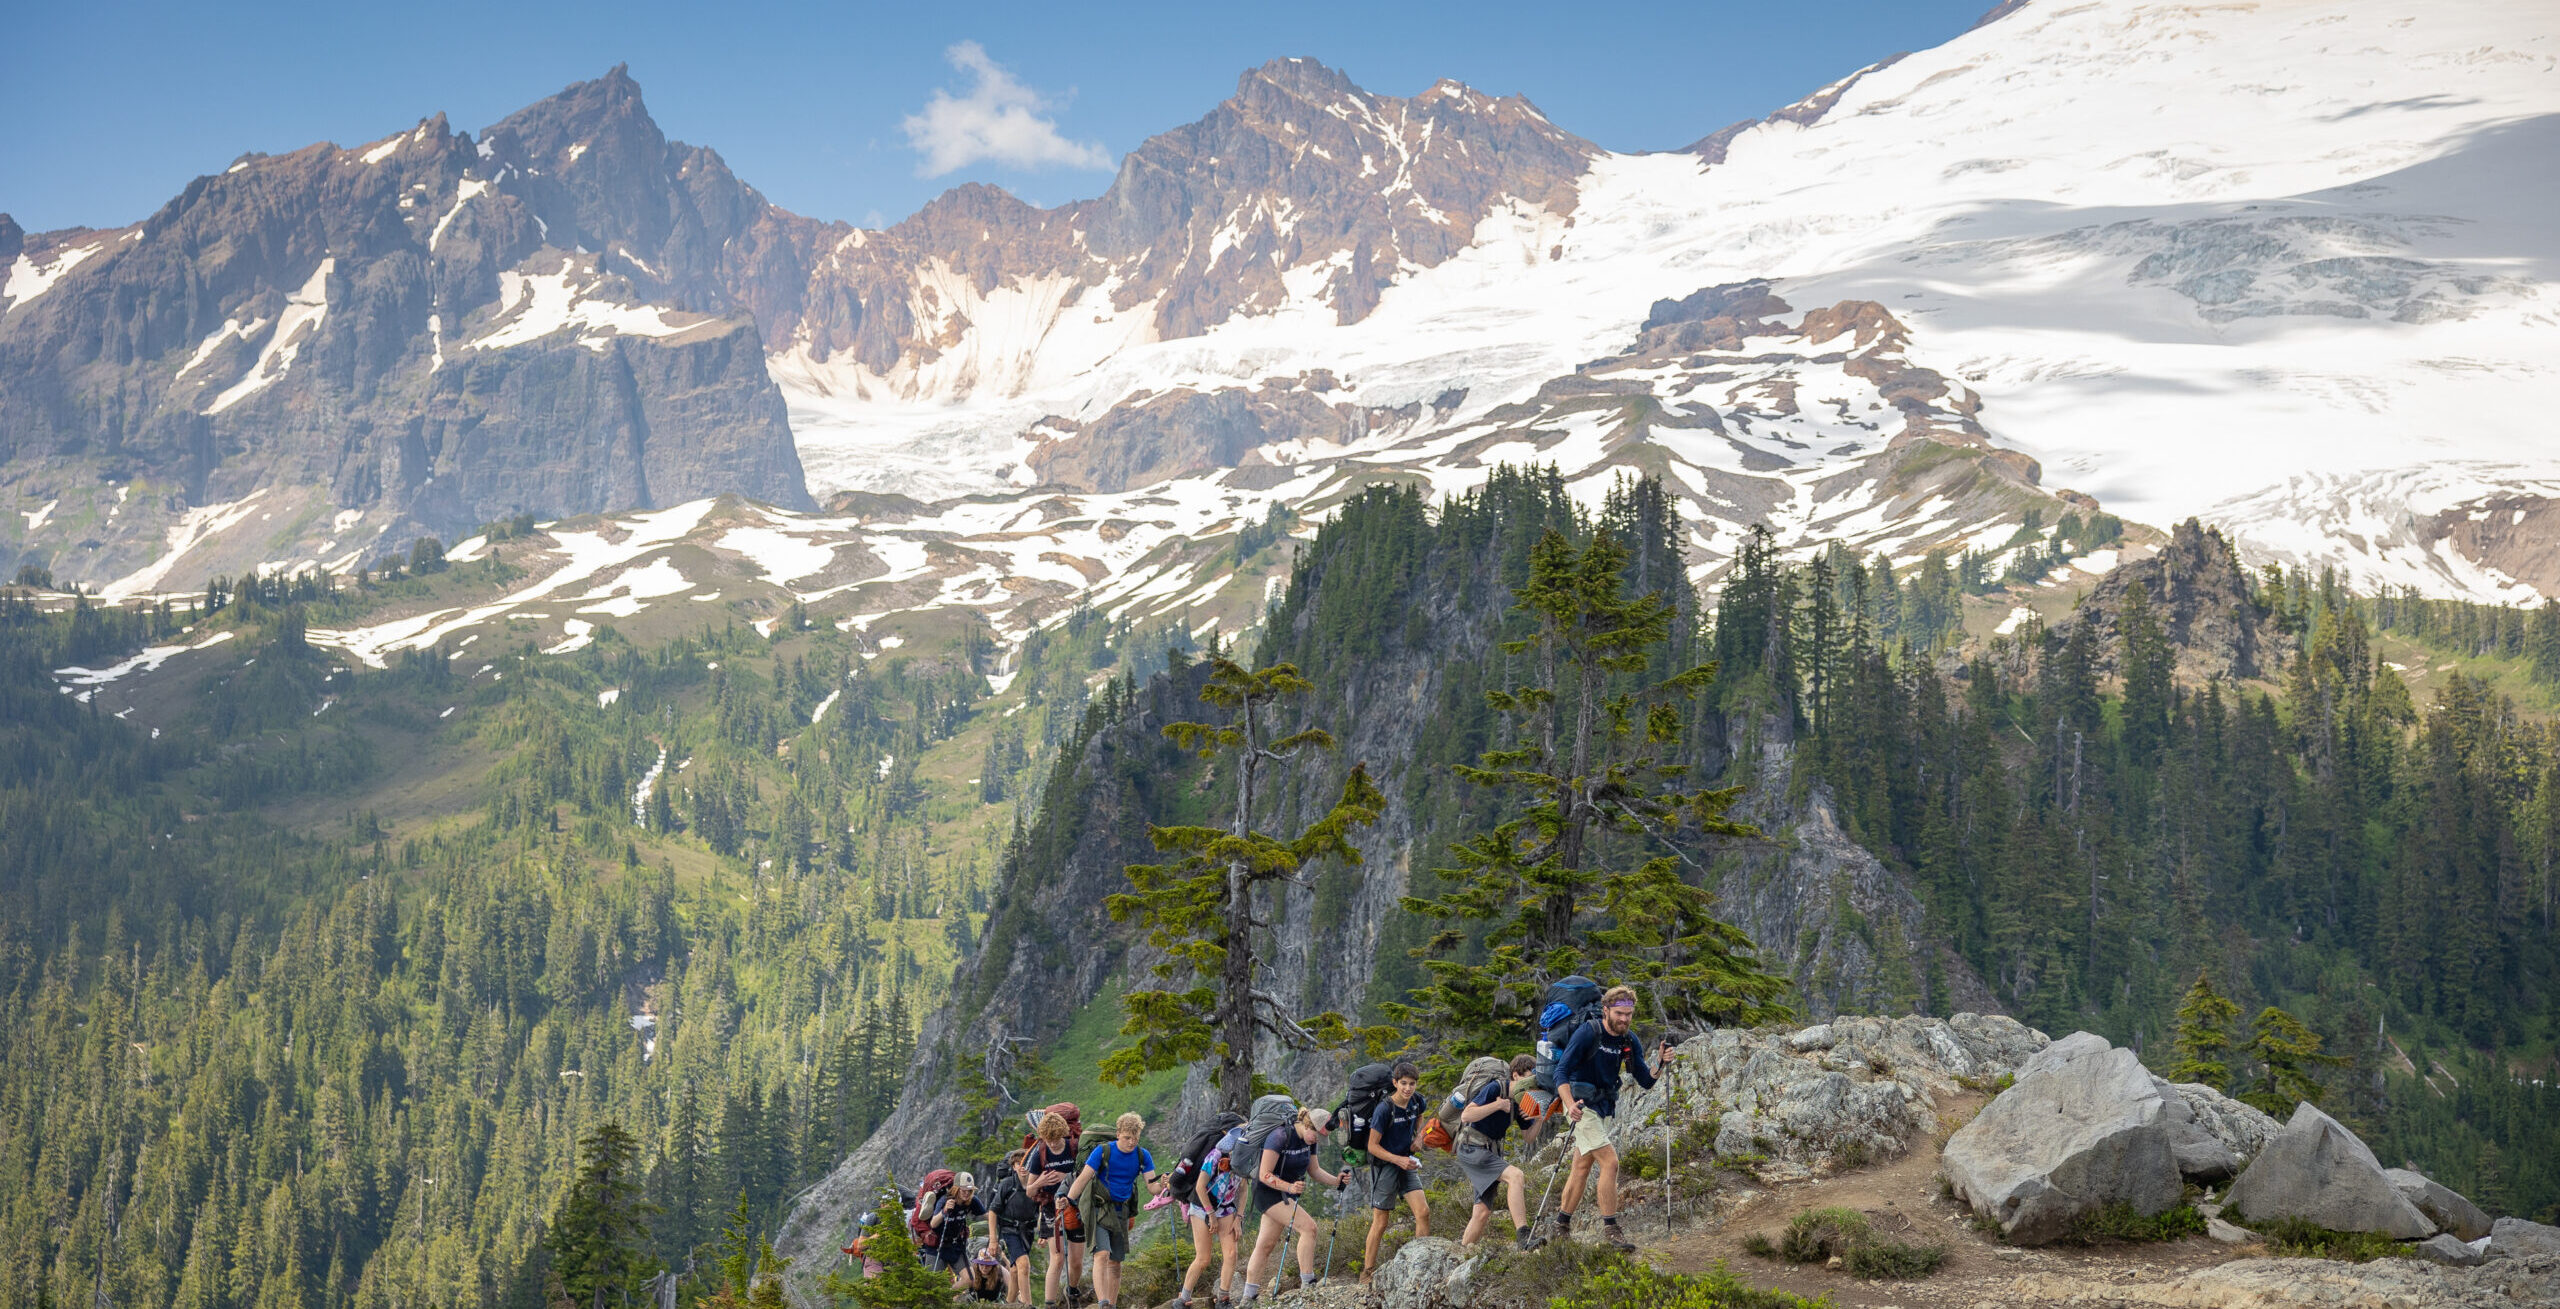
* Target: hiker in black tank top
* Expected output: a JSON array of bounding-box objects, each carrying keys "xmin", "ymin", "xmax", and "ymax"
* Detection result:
[{"xmin": 1241, "ymin": 1107, "xmax": 1341, "ymax": 1303}]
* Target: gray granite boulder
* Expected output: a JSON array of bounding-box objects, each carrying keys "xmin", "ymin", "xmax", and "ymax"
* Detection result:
[
  {"xmin": 2414, "ymin": 1233, "xmax": 2487, "ymax": 1266},
  {"xmin": 1371, "ymin": 1236, "xmax": 1482, "ymax": 1309},
  {"xmin": 1939, "ymin": 1031, "xmax": 2184, "ymax": 1244},
  {"xmin": 2387, "ymin": 1168, "xmax": 2492, "ymax": 1241},
  {"xmin": 2490, "ymin": 1215, "xmax": 2560, "ymax": 1258},
  {"xmin": 2224, "ymin": 1104, "xmax": 2433, "ymax": 1239}
]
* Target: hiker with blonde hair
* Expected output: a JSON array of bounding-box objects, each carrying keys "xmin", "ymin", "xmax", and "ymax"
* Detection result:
[
  {"xmin": 1066, "ymin": 1112, "xmax": 1167, "ymax": 1309},
  {"xmin": 1238, "ymin": 1106, "xmax": 1341, "ymax": 1304},
  {"xmin": 1023, "ymin": 1110, "xmax": 1087, "ymax": 1305}
]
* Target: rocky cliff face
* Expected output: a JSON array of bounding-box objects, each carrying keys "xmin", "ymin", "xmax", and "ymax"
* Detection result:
[
  {"xmin": 2057, "ymin": 517, "xmax": 2292, "ymax": 682},
  {"xmin": 772, "ymin": 487, "xmax": 1994, "ymax": 1296},
  {"xmin": 0, "ymin": 67, "xmax": 808, "ymax": 588}
]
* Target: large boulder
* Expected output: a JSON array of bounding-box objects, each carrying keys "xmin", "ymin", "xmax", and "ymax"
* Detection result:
[
  {"xmin": 2414, "ymin": 1233, "xmax": 2488, "ymax": 1267},
  {"xmin": 2223, "ymin": 1104, "xmax": 2433, "ymax": 1239},
  {"xmin": 2491, "ymin": 1216, "xmax": 2560, "ymax": 1258},
  {"xmin": 2386, "ymin": 1168, "xmax": 2492, "ymax": 1241},
  {"xmin": 1370, "ymin": 1236, "xmax": 1483, "ymax": 1309},
  {"xmin": 1939, "ymin": 1031, "xmax": 2184, "ymax": 1244}
]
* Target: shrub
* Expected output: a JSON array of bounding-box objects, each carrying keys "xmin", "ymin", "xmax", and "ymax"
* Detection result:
[
  {"xmin": 1844, "ymin": 1238, "xmax": 1946, "ymax": 1280},
  {"xmin": 1753, "ymin": 1207, "xmax": 1945, "ymax": 1280},
  {"xmin": 2058, "ymin": 1202, "xmax": 2206, "ymax": 1245},
  {"xmin": 2253, "ymin": 1216, "xmax": 2414, "ymax": 1263},
  {"xmin": 1834, "ymin": 1139, "xmax": 1871, "ymax": 1170},
  {"xmin": 1778, "ymin": 1207, "xmax": 1869, "ymax": 1262},
  {"xmin": 1552, "ymin": 1258, "xmax": 1828, "ymax": 1309}
]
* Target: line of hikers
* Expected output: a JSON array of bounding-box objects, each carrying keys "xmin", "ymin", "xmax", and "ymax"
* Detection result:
[{"xmin": 853, "ymin": 980, "xmax": 1670, "ymax": 1309}]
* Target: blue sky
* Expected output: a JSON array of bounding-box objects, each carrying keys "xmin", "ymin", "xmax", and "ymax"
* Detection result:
[{"xmin": 4, "ymin": 0, "xmax": 1997, "ymax": 234}]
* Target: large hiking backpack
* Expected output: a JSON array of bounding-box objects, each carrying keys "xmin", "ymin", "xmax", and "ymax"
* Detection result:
[
  {"xmin": 1531, "ymin": 976, "xmax": 1606, "ymax": 1091},
  {"xmin": 1166, "ymin": 1112, "xmax": 1244, "ymax": 1200},
  {"xmin": 1018, "ymin": 1101, "xmax": 1084, "ymax": 1152},
  {"xmin": 1438, "ymin": 1055, "xmax": 1512, "ymax": 1143},
  {"xmin": 909, "ymin": 1168, "xmax": 958, "ymax": 1249},
  {"xmin": 987, "ymin": 1166, "xmax": 1039, "ymax": 1228},
  {"xmin": 1220, "ymin": 1093, "xmax": 1301, "ymax": 1174},
  {"xmin": 1338, "ymin": 1062, "xmax": 1395, "ymax": 1152}
]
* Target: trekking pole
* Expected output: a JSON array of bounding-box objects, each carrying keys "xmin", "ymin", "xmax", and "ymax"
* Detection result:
[{"xmin": 1321, "ymin": 1180, "xmax": 1341, "ymax": 1282}]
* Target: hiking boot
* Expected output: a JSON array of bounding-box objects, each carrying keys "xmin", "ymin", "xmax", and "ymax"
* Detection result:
[
  {"xmin": 1603, "ymin": 1222, "xmax": 1637, "ymax": 1252},
  {"xmin": 1515, "ymin": 1229, "xmax": 1548, "ymax": 1253}
]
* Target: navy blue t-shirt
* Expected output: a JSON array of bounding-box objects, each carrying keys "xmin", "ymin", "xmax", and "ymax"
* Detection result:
[
  {"xmin": 1261, "ymin": 1126, "xmax": 1313, "ymax": 1184},
  {"xmin": 1461, "ymin": 1078, "xmax": 1514, "ymax": 1142},
  {"xmin": 1371, "ymin": 1094, "xmax": 1424, "ymax": 1156},
  {"xmin": 1558, "ymin": 1022, "xmax": 1655, "ymax": 1116}
]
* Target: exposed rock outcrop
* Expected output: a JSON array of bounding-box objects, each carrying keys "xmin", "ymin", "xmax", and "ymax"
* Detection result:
[
  {"xmin": 1371, "ymin": 1236, "xmax": 1483, "ymax": 1309},
  {"xmin": 1620, "ymin": 1012, "xmax": 2049, "ymax": 1179},
  {"xmin": 2224, "ymin": 1103, "xmax": 2435, "ymax": 1239},
  {"xmin": 2055, "ymin": 517, "xmax": 2291, "ymax": 682}
]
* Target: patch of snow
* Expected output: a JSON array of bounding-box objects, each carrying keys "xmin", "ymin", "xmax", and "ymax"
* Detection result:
[
  {"xmin": 209, "ymin": 258, "xmax": 334, "ymax": 414},
  {"xmin": 4, "ymin": 239, "xmax": 106, "ymax": 313},
  {"xmin": 102, "ymin": 491, "xmax": 270, "ymax": 599},
  {"xmin": 21, "ymin": 499, "xmax": 57, "ymax": 533},
  {"xmin": 53, "ymin": 629, "xmax": 236, "ymax": 687},
  {"xmin": 598, "ymin": 687, "xmax": 621, "ymax": 707},
  {"xmin": 631, "ymin": 745, "xmax": 667, "ymax": 825}
]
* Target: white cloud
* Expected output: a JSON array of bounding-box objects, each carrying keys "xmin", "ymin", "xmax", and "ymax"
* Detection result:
[{"xmin": 902, "ymin": 41, "xmax": 1112, "ymax": 177}]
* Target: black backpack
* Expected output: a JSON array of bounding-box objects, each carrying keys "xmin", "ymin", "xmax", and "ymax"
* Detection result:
[
  {"xmin": 1531, "ymin": 976, "xmax": 1606, "ymax": 1091},
  {"xmin": 1338, "ymin": 1062, "xmax": 1395, "ymax": 1152},
  {"xmin": 987, "ymin": 1167, "xmax": 1039, "ymax": 1227},
  {"xmin": 1166, "ymin": 1113, "xmax": 1244, "ymax": 1199}
]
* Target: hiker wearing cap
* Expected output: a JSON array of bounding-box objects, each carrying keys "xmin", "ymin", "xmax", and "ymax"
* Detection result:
[
  {"xmin": 1455, "ymin": 1053, "xmax": 1545, "ymax": 1252},
  {"xmin": 1023, "ymin": 1111, "xmax": 1087, "ymax": 1305},
  {"xmin": 1552, "ymin": 985, "xmax": 1673, "ymax": 1252},
  {"xmin": 1066, "ymin": 1112, "xmax": 1167, "ymax": 1309},
  {"xmin": 928, "ymin": 1172, "xmax": 989, "ymax": 1285},
  {"xmin": 1357, "ymin": 1062, "xmax": 1431, "ymax": 1285},
  {"xmin": 1239, "ymin": 1106, "xmax": 1342, "ymax": 1304}
]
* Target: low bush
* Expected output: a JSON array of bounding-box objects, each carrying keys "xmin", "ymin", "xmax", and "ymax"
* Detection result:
[
  {"xmin": 1552, "ymin": 1258, "xmax": 1830, "ymax": 1309},
  {"xmin": 2252, "ymin": 1216, "xmax": 2414, "ymax": 1263},
  {"xmin": 1746, "ymin": 1206, "xmax": 1944, "ymax": 1281},
  {"xmin": 2058, "ymin": 1202, "xmax": 2206, "ymax": 1245}
]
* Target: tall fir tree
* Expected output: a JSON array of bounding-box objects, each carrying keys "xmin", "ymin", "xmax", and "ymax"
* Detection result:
[
  {"xmin": 1397, "ymin": 528, "xmax": 1792, "ymax": 1059},
  {"xmin": 1105, "ymin": 657, "xmax": 1387, "ymax": 1111},
  {"xmin": 543, "ymin": 1122, "xmax": 660, "ymax": 1309},
  {"xmin": 2242, "ymin": 1006, "xmax": 2342, "ymax": 1116},
  {"xmin": 2166, "ymin": 970, "xmax": 2241, "ymax": 1088}
]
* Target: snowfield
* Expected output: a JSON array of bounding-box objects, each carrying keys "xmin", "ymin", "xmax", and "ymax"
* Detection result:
[{"xmin": 777, "ymin": 0, "xmax": 2560, "ymax": 600}]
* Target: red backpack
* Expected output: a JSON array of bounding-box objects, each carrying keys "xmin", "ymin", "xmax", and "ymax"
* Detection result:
[{"xmin": 908, "ymin": 1168, "xmax": 958, "ymax": 1249}]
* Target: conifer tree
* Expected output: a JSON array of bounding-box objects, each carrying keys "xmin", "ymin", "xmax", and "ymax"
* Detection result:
[
  {"xmin": 2166, "ymin": 970, "xmax": 2241, "ymax": 1088},
  {"xmin": 543, "ymin": 1122, "xmax": 660, "ymax": 1309},
  {"xmin": 1105, "ymin": 657, "xmax": 1387, "ymax": 1112},
  {"xmin": 824, "ymin": 1191, "xmax": 956, "ymax": 1309},
  {"xmin": 2241, "ymin": 1006, "xmax": 2341, "ymax": 1115},
  {"xmin": 1396, "ymin": 528, "xmax": 1792, "ymax": 1058}
]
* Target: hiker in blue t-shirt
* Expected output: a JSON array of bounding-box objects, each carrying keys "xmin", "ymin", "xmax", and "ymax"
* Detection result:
[{"xmin": 1066, "ymin": 1111, "xmax": 1168, "ymax": 1309}]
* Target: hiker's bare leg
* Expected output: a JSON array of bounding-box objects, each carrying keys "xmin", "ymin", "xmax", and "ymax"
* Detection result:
[
  {"xmin": 1216, "ymin": 1217, "xmax": 1241, "ymax": 1296},
  {"xmin": 1245, "ymin": 1208, "xmax": 1288, "ymax": 1288},
  {"xmin": 1504, "ymin": 1166, "xmax": 1528, "ymax": 1231},
  {"xmin": 1295, "ymin": 1209, "xmax": 1320, "ymax": 1281},
  {"xmin": 1596, "ymin": 1147, "xmax": 1620, "ymax": 1218},
  {"xmin": 1409, "ymin": 1188, "xmax": 1430, "ymax": 1239},
  {"xmin": 1462, "ymin": 1201, "xmax": 1490, "ymax": 1247},
  {"xmin": 1560, "ymin": 1149, "xmax": 1594, "ymax": 1216},
  {"xmin": 1183, "ymin": 1213, "xmax": 1211, "ymax": 1295},
  {"xmin": 1362, "ymin": 1206, "xmax": 1390, "ymax": 1280}
]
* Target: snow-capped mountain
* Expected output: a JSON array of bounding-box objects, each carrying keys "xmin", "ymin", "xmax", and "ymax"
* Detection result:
[{"xmin": 5, "ymin": 0, "xmax": 2556, "ymax": 678}]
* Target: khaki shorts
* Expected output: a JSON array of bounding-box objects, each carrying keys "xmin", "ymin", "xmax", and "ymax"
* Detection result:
[{"xmin": 1570, "ymin": 1107, "xmax": 1616, "ymax": 1157}]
